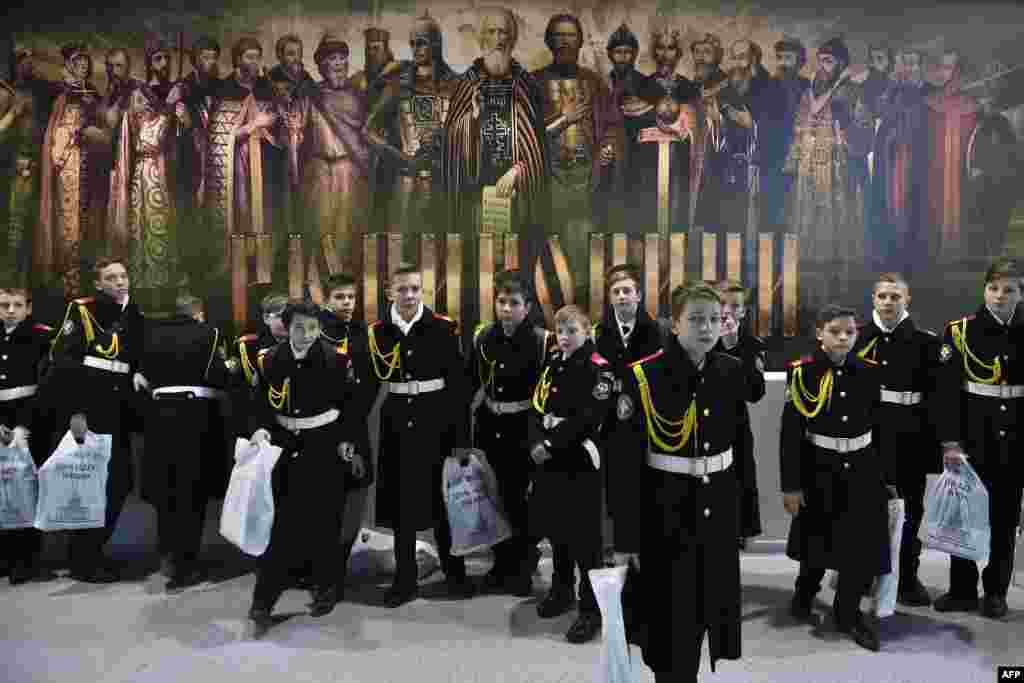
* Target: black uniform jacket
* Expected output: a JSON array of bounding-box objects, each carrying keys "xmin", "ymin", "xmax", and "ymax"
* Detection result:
[
  {"xmin": 370, "ymin": 306, "xmax": 470, "ymax": 531},
  {"xmin": 526, "ymin": 340, "xmax": 611, "ymax": 544},
  {"xmin": 608, "ymin": 339, "xmax": 749, "ymax": 671},
  {"xmin": 227, "ymin": 328, "xmax": 280, "ymax": 438},
  {"xmin": 781, "ymin": 348, "xmax": 891, "ymax": 575},
  {"xmin": 1, "ymin": 318, "xmax": 55, "ymax": 462},
  {"xmin": 934, "ymin": 305, "xmax": 1024, "ymax": 473},
  {"xmin": 320, "ymin": 313, "xmax": 374, "ymax": 395},
  {"xmin": 852, "ymin": 314, "xmax": 942, "ymax": 479}
]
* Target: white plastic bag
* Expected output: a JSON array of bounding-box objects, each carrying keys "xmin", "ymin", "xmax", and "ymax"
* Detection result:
[
  {"xmin": 348, "ymin": 527, "xmax": 440, "ymax": 580},
  {"xmin": 919, "ymin": 462, "xmax": 991, "ymax": 564},
  {"xmin": 0, "ymin": 440, "xmax": 39, "ymax": 529},
  {"xmin": 34, "ymin": 431, "xmax": 112, "ymax": 531},
  {"xmin": 443, "ymin": 449, "xmax": 513, "ymax": 557},
  {"xmin": 871, "ymin": 498, "xmax": 906, "ymax": 617},
  {"xmin": 219, "ymin": 438, "xmax": 283, "ymax": 556},
  {"xmin": 589, "ymin": 565, "xmax": 636, "ymax": 683}
]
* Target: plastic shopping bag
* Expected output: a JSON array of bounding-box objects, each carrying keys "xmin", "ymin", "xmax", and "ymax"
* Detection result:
[
  {"xmin": 871, "ymin": 498, "xmax": 906, "ymax": 618},
  {"xmin": 219, "ymin": 438, "xmax": 283, "ymax": 556},
  {"xmin": 348, "ymin": 528, "xmax": 440, "ymax": 580},
  {"xmin": 0, "ymin": 438, "xmax": 39, "ymax": 529},
  {"xmin": 34, "ymin": 431, "xmax": 112, "ymax": 531},
  {"xmin": 589, "ymin": 565, "xmax": 637, "ymax": 683},
  {"xmin": 443, "ymin": 448, "xmax": 513, "ymax": 557},
  {"xmin": 918, "ymin": 462, "xmax": 991, "ymax": 564}
]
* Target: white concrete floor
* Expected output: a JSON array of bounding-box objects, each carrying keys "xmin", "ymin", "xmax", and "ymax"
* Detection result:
[{"xmin": 2, "ymin": 498, "xmax": 1023, "ymax": 683}]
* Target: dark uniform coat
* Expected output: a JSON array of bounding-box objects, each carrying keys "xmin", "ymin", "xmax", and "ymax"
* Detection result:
[
  {"xmin": 468, "ymin": 321, "xmax": 554, "ymax": 536},
  {"xmin": 0, "ymin": 318, "xmax": 54, "ymax": 454},
  {"xmin": 713, "ymin": 326, "xmax": 767, "ymax": 538},
  {"xmin": 526, "ymin": 339, "xmax": 611, "ymax": 547},
  {"xmin": 138, "ymin": 315, "xmax": 230, "ymax": 507},
  {"xmin": 934, "ymin": 306, "xmax": 1024, "ymax": 596},
  {"xmin": 227, "ymin": 328, "xmax": 280, "ymax": 439},
  {"xmin": 370, "ymin": 307, "xmax": 470, "ymax": 532},
  {"xmin": 781, "ymin": 348, "xmax": 891, "ymax": 577},
  {"xmin": 610, "ymin": 340, "xmax": 750, "ymax": 673}
]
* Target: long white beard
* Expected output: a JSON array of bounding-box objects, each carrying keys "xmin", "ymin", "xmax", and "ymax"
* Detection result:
[{"xmin": 483, "ymin": 49, "xmax": 513, "ymax": 77}]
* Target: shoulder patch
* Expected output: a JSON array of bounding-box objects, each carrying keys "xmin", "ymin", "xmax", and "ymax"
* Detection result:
[
  {"xmin": 591, "ymin": 352, "xmax": 609, "ymax": 366},
  {"xmin": 593, "ymin": 374, "xmax": 612, "ymax": 400},
  {"xmin": 789, "ymin": 355, "xmax": 813, "ymax": 367},
  {"xmin": 73, "ymin": 296, "xmax": 95, "ymax": 305},
  {"xmin": 628, "ymin": 349, "xmax": 664, "ymax": 368},
  {"xmin": 616, "ymin": 394, "xmax": 634, "ymax": 420},
  {"xmin": 62, "ymin": 319, "xmax": 75, "ymax": 335}
]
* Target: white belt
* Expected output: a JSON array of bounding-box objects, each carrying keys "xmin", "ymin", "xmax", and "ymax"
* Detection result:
[
  {"xmin": 879, "ymin": 389, "xmax": 923, "ymax": 405},
  {"xmin": 541, "ymin": 414, "xmax": 600, "ymax": 469},
  {"xmin": 0, "ymin": 385, "xmax": 37, "ymax": 402},
  {"xmin": 152, "ymin": 385, "xmax": 225, "ymax": 400},
  {"xmin": 275, "ymin": 408, "xmax": 340, "ymax": 432},
  {"xmin": 486, "ymin": 398, "xmax": 531, "ymax": 415},
  {"xmin": 964, "ymin": 381, "xmax": 1024, "ymax": 399},
  {"xmin": 647, "ymin": 448, "xmax": 733, "ymax": 476},
  {"xmin": 83, "ymin": 355, "xmax": 130, "ymax": 374},
  {"xmin": 806, "ymin": 431, "xmax": 872, "ymax": 453},
  {"xmin": 388, "ymin": 378, "xmax": 445, "ymax": 395}
]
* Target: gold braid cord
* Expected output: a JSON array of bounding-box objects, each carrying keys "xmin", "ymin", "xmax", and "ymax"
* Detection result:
[
  {"xmin": 856, "ymin": 336, "xmax": 880, "ymax": 364},
  {"xmin": 951, "ymin": 318, "xmax": 1001, "ymax": 384},
  {"xmin": 632, "ymin": 364, "xmax": 696, "ymax": 453},
  {"xmin": 789, "ymin": 365, "xmax": 833, "ymax": 418},
  {"xmin": 532, "ymin": 366, "xmax": 552, "ymax": 414},
  {"xmin": 367, "ymin": 325, "xmax": 401, "ymax": 381}
]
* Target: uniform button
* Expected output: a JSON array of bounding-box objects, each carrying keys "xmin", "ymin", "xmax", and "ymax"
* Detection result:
[
  {"xmin": 843, "ymin": 462, "xmax": 850, "ymax": 470},
  {"xmin": 405, "ymin": 374, "xmax": 412, "ymax": 380},
  {"xmin": 839, "ymin": 391, "xmax": 846, "ymax": 397},
  {"xmin": 0, "ymin": 374, "xmax": 5, "ymax": 380},
  {"xmin": 703, "ymin": 442, "xmax": 710, "ymax": 451},
  {"xmin": 841, "ymin": 415, "xmax": 848, "ymax": 422},
  {"xmin": 495, "ymin": 433, "xmax": 501, "ymax": 439},
  {"xmin": 999, "ymin": 430, "xmax": 1006, "ymax": 437},
  {"xmin": 880, "ymin": 384, "xmax": 886, "ymax": 390},
  {"xmin": 407, "ymin": 349, "xmax": 414, "ymax": 356},
  {"xmin": 837, "ymin": 370, "xmax": 843, "ymax": 376},
  {"xmin": 497, "ymin": 387, "xmax": 503, "ymax": 393},
  {"xmin": 407, "ymin": 420, "xmax": 414, "ymax": 428},
  {"xmin": 882, "ymin": 360, "xmax": 888, "ymax": 366},
  {"xmin": 703, "ymin": 408, "xmax": 710, "ymax": 416},
  {"xmin": 884, "ymin": 337, "xmax": 890, "ymax": 343},
  {"xmin": 1000, "ymin": 404, "xmax": 1007, "ymax": 412},
  {"xmin": 294, "ymin": 409, "xmax": 300, "ymax": 414},
  {"xmin": 407, "ymin": 397, "xmax": 413, "ymax": 404},
  {"xmin": 1, "ymin": 355, "xmax": 6, "ymax": 360},
  {"xmin": 703, "ymin": 508, "xmax": 711, "ymax": 518},
  {"xmin": 499, "ymin": 363, "xmax": 505, "ymax": 369},
  {"xmin": 701, "ymin": 475, "xmax": 710, "ymax": 484}
]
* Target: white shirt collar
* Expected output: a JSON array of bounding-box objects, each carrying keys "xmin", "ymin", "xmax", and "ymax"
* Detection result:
[
  {"xmin": 873, "ymin": 309, "xmax": 909, "ymax": 333},
  {"xmin": 986, "ymin": 305, "xmax": 1016, "ymax": 327},
  {"xmin": 391, "ymin": 302, "xmax": 424, "ymax": 336},
  {"xmin": 615, "ymin": 312, "xmax": 636, "ymax": 343}
]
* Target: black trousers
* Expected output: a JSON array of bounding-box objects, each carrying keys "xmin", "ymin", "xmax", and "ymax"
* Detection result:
[
  {"xmin": 795, "ymin": 563, "xmax": 873, "ymax": 626},
  {"xmin": 891, "ymin": 469, "xmax": 927, "ymax": 581},
  {"xmin": 155, "ymin": 476, "xmax": 208, "ymax": 567},
  {"xmin": 0, "ymin": 528, "xmax": 42, "ymax": 568},
  {"xmin": 551, "ymin": 540, "xmax": 601, "ymax": 614},
  {"xmin": 393, "ymin": 515, "xmax": 464, "ymax": 587},
  {"xmin": 948, "ymin": 462, "xmax": 1023, "ymax": 599},
  {"xmin": 68, "ymin": 438, "xmax": 133, "ymax": 571}
]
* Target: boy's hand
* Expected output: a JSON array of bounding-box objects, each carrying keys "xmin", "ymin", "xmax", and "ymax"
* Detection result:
[{"xmin": 783, "ymin": 491, "xmax": 804, "ymax": 516}]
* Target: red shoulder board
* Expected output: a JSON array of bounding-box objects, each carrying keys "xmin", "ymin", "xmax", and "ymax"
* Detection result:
[
  {"xmin": 33, "ymin": 322, "xmax": 54, "ymax": 333},
  {"xmin": 370, "ymin": 320, "xmax": 384, "ymax": 328},
  {"xmin": 591, "ymin": 352, "xmax": 609, "ymax": 366},
  {"xmin": 238, "ymin": 333, "xmax": 258, "ymax": 343},
  {"xmin": 789, "ymin": 355, "xmax": 814, "ymax": 367},
  {"xmin": 73, "ymin": 296, "xmax": 94, "ymax": 305},
  {"xmin": 628, "ymin": 349, "xmax": 664, "ymax": 368}
]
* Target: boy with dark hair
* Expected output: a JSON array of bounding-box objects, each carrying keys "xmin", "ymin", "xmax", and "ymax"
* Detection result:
[
  {"xmin": 782, "ymin": 303, "xmax": 890, "ymax": 652},
  {"xmin": 469, "ymin": 269, "xmax": 553, "ymax": 596},
  {"xmin": 0, "ymin": 287, "xmax": 56, "ymax": 584},
  {"xmin": 933, "ymin": 258, "xmax": 1024, "ymax": 619}
]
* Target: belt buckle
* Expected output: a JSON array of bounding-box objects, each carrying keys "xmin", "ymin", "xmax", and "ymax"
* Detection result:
[
  {"xmin": 999, "ymin": 384, "xmax": 1011, "ymax": 399},
  {"xmin": 835, "ymin": 437, "xmax": 850, "ymax": 453},
  {"xmin": 407, "ymin": 380, "xmax": 420, "ymax": 396},
  {"xmin": 693, "ymin": 458, "xmax": 707, "ymax": 476},
  {"xmin": 902, "ymin": 391, "xmax": 913, "ymax": 404}
]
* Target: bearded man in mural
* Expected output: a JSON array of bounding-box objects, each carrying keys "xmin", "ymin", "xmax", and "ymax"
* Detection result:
[
  {"xmin": 37, "ymin": 43, "xmax": 109, "ymax": 296},
  {"xmin": 648, "ymin": 26, "xmax": 698, "ymax": 104},
  {"xmin": 869, "ymin": 48, "xmax": 932, "ymax": 274},
  {"xmin": 364, "ymin": 12, "xmax": 459, "ymax": 256},
  {"xmin": 770, "ymin": 37, "xmax": 809, "ymax": 232},
  {"xmin": 925, "ymin": 49, "xmax": 978, "ymax": 264},
  {"xmin": 443, "ymin": 7, "xmax": 551, "ymax": 304},
  {"xmin": 532, "ymin": 13, "xmax": 619, "ymax": 307},
  {"xmin": 201, "ymin": 37, "xmax": 282, "ymax": 275},
  {"xmin": 863, "ymin": 45, "xmax": 895, "ymax": 123},
  {"xmin": 106, "ymin": 37, "xmax": 183, "ymax": 297},
  {"xmin": 785, "ymin": 38, "xmax": 873, "ymax": 313},
  {"xmin": 689, "ymin": 33, "xmax": 726, "ymax": 231},
  {"xmin": 298, "ymin": 34, "xmax": 370, "ymax": 280},
  {"xmin": 269, "ymin": 34, "xmax": 316, "ymax": 102}
]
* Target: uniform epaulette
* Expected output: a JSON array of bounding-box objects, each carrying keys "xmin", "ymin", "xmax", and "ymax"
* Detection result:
[
  {"xmin": 947, "ymin": 315, "xmax": 973, "ymax": 328},
  {"xmin": 436, "ymin": 314, "xmax": 454, "ymax": 323},
  {"xmin": 789, "ymin": 355, "xmax": 814, "ymax": 367},
  {"xmin": 73, "ymin": 296, "xmax": 94, "ymax": 305},
  {"xmin": 473, "ymin": 321, "xmax": 491, "ymax": 342},
  {"xmin": 33, "ymin": 322, "xmax": 53, "ymax": 333},
  {"xmin": 628, "ymin": 349, "xmax": 664, "ymax": 368},
  {"xmin": 238, "ymin": 333, "xmax": 258, "ymax": 343},
  {"xmin": 370, "ymin": 320, "xmax": 384, "ymax": 328},
  {"xmin": 591, "ymin": 352, "xmax": 609, "ymax": 366}
]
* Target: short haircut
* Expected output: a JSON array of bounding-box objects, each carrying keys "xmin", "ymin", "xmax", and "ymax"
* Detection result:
[
  {"xmin": 984, "ymin": 257, "xmax": 1023, "ymax": 285},
  {"xmin": 281, "ymin": 300, "xmax": 322, "ymax": 329},
  {"xmin": 554, "ymin": 304, "xmax": 590, "ymax": 329},
  {"xmin": 325, "ymin": 273, "xmax": 357, "ymax": 296},
  {"xmin": 873, "ymin": 272, "xmax": 909, "ymax": 292},
  {"xmin": 606, "ymin": 264, "xmax": 641, "ymax": 293},
  {"xmin": 0, "ymin": 286, "xmax": 30, "ymax": 301},
  {"xmin": 670, "ymin": 283, "xmax": 723, "ymax": 320},
  {"xmin": 260, "ymin": 292, "xmax": 288, "ymax": 315},
  {"xmin": 93, "ymin": 256, "xmax": 127, "ymax": 280},
  {"xmin": 391, "ymin": 264, "xmax": 422, "ymax": 281},
  {"xmin": 275, "ymin": 34, "xmax": 302, "ymax": 62},
  {"xmin": 494, "ymin": 269, "xmax": 532, "ymax": 300},
  {"xmin": 719, "ymin": 279, "xmax": 748, "ymax": 300},
  {"xmin": 175, "ymin": 294, "xmax": 203, "ymax": 316},
  {"xmin": 815, "ymin": 303, "xmax": 858, "ymax": 330}
]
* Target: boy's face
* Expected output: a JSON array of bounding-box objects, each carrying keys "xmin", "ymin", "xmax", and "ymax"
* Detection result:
[
  {"xmin": 495, "ymin": 290, "xmax": 529, "ymax": 327},
  {"xmin": 556, "ymin": 316, "xmax": 589, "ymax": 356},
  {"xmin": 288, "ymin": 313, "xmax": 321, "ymax": 354},
  {"xmin": 327, "ymin": 285, "xmax": 357, "ymax": 321},
  {"xmin": 816, "ymin": 315, "xmax": 858, "ymax": 357},
  {"xmin": 263, "ymin": 309, "xmax": 287, "ymax": 338},
  {"xmin": 0, "ymin": 293, "xmax": 31, "ymax": 327},
  {"xmin": 873, "ymin": 281, "xmax": 909, "ymax": 325},
  {"xmin": 609, "ymin": 278, "xmax": 641, "ymax": 319},
  {"xmin": 721, "ymin": 292, "xmax": 745, "ymax": 336},
  {"xmin": 391, "ymin": 273, "xmax": 423, "ymax": 317},
  {"xmin": 674, "ymin": 299, "xmax": 722, "ymax": 356},
  {"xmin": 95, "ymin": 262, "xmax": 130, "ymax": 302},
  {"xmin": 984, "ymin": 276, "xmax": 1022, "ymax": 318}
]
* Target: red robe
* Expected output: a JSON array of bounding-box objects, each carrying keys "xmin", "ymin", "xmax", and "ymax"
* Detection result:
[{"xmin": 926, "ymin": 78, "xmax": 977, "ymax": 262}]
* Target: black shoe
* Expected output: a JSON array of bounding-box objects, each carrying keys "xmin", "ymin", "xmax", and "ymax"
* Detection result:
[
  {"xmin": 445, "ymin": 574, "xmax": 476, "ymax": 599},
  {"xmin": 9, "ymin": 564, "xmax": 37, "ymax": 586},
  {"xmin": 566, "ymin": 611, "xmax": 602, "ymax": 644},
  {"xmin": 293, "ymin": 574, "xmax": 315, "ymax": 591},
  {"xmin": 248, "ymin": 605, "xmax": 274, "ymax": 628},
  {"xmin": 70, "ymin": 565, "xmax": 120, "ymax": 584},
  {"xmin": 837, "ymin": 613, "xmax": 880, "ymax": 652},
  {"xmin": 537, "ymin": 586, "xmax": 576, "ymax": 619},
  {"xmin": 159, "ymin": 555, "xmax": 176, "ymax": 578},
  {"xmin": 897, "ymin": 576, "xmax": 932, "ymax": 607},
  {"xmin": 980, "ymin": 594, "xmax": 1009, "ymax": 619},
  {"xmin": 789, "ymin": 593, "xmax": 815, "ymax": 622},
  {"xmin": 166, "ymin": 568, "xmax": 204, "ymax": 594},
  {"xmin": 383, "ymin": 582, "xmax": 419, "ymax": 608},
  {"xmin": 308, "ymin": 586, "xmax": 340, "ymax": 617},
  {"xmin": 933, "ymin": 592, "xmax": 979, "ymax": 613}
]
